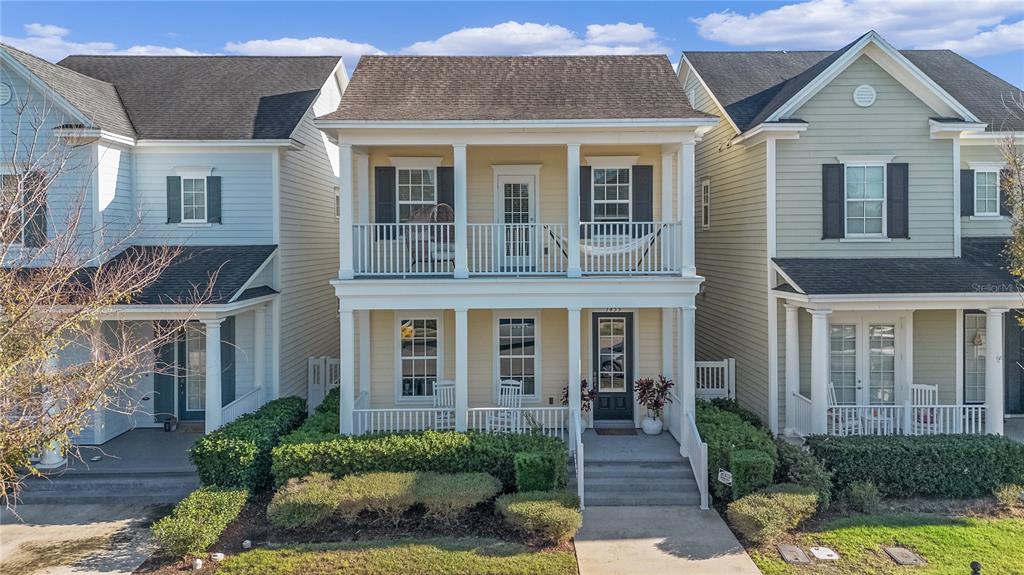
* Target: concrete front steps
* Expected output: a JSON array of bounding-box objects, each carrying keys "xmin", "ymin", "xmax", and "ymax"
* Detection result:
[
  {"xmin": 18, "ymin": 470, "xmax": 199, "ymax": 505},
  {"xmin": 569, "ymin": 459, "xmax": 701, "ymax": 506}
]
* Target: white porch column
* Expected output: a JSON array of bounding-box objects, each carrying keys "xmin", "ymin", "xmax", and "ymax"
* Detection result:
[
  {"xmin": 338, "ymin": 143, "xmax": 355, "ymax": 279},
  {"xmin": 678, "ymin": 142, "xmax": 696, "ymax": 276},
  {"xmin": 339, "ymin": 308, "xmax": 356, "ymax": 434},
  {"xmin": 678, "ymin": 307, "xmax": 696, "ymax": 454},
  {"xmin": 356, "ymin": 152, "xmax": 370, "ymax": 225},
  {"xmin": 455, "ymin": 308, "xmax": 469, "ymax": 431},
  {"xmin": 567, "ymin": 308, "xmax": 582, "ymax": 414},
  {"xmin": 202, "ymin": 319, "xmax": 224, "ymax": 432},
  {"xmin": 566, "ymin": 144, "xmax": 582, "ymax": 277},
  {"xmin": 254, "ymin": 305, "xmax": 267, "ymax": 400},
  {"xmin": 784, "ymin": 304, "xmax": 800, "ymax": 435},
  {"xmin": 809, "ymin": 309, "xmax": 831, "ymax": 434},
  {"xmin": 358, "ymin": 310, "xmax": 371, "ymax": 398},
  {"xmin": 37, "ymin": 355, "xmax": 66, "ymax": 470},
  {"xmin": 986, "ymin": 308, "xmax": 1007, "ymax": 435},
  {"xmin": 453, "ymin": 144, "xmax": 469, "ymax": 279}
]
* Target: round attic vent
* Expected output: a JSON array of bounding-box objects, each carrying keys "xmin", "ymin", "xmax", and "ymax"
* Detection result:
[
  {"xmin": 0, "ymin": 82, "xmax": 12, "ymax": 106},
  {"xmin": 853, "ymin": 84, "xmax": 876, "ymax": 107}
]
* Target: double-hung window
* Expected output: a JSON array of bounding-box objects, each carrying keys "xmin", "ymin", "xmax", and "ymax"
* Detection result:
[
  {"xmin": 1, "ymin": 174, "xmax": 22, "ymax": 244},
  {"xmin": 398, "ymin": 316, "xmax": 440, "ymax": 399},
  {"xmin": 181, "ymin": 176, "xmax": 208, "ymax": 223},
  {"xmin": 496, "ymin": 316, "xmax": 538, "ymax": 398},
  {"xmin": 845, "ymin": 164, "xmax": 885, "ymax": 237},
  {"xmin": 701, "ymin": 179, "xmax": 711, "ymax": 229},
  {"xmin": 974, "ymin": 171, "xmax": 1000, "ymax": 216},
  {"xmin": 592, "ymin": 168, "xmax": 631, "ymax": 223},
  {"xmin": 397, "ymin": 168, "xmax": 436, "ymax": 223}
]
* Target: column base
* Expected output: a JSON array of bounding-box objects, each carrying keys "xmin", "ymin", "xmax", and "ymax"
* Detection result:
[{"xmin": 36, "ymin": 442, "xmax": 66, "ymax": 470}]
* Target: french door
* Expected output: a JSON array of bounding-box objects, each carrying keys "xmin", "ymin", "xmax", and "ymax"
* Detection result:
[
  {"xmin": 828, "ymin": 314, "xmax": 901, "ymax": 405},
  {"xmin": 497, "ymin": 175, "xmax": 536, "ymax": 269}
]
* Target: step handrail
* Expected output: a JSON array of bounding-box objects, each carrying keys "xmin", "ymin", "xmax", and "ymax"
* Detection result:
[{"xmin": 571, "ymin": 407, "xmax": 584, "ymax": 510}]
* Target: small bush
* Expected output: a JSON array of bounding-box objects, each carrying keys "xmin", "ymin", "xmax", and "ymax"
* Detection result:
[
  {"xmin": 696, "ymin": 401, "xmax": 777, "ymax": 502},
  {"xmin": 994, "ymin": 484, "xmax": 1023, "ymax": 510},
  {"xmin": 190, "ymin": 396, "xmax": 306, "ymax": 491},
  {"xmin": 707, "ymin": 398, "xmax": 766, "ymax": 429},
  {"xmin": 775, "ymin": 439, "xmax": 833, "ymax": 512},
  {"xmin": 284, "ymin": 388, "xmax": 341, "ymax": 443},
  {"xmin": 414, "ymin": 472, "xmax": 502, "ymax": 521},
  {"xmin": 807, "ymin": 434, "xmax": 1024, "ymax": 498},
  {"xmin": 514, "ymin": 451, "xmax": 562, "ymax": 492},
  {"xmin": 267, "ymin": 472, "xmax": 339, "ymax": 529},
  {"xmin": 496, "ymin": 491, "xmax": 581, "ymax": 544},
  {"xmin": 337, "ymin": 472, "xmax": 419, "ymax": 525},
  {"xmin": 730, "ymin": 449, "xmax": 775, "ymax": 500},
  {"xmin": 844, "ymin": 480, "xmax": 881, "ymax": 513},
  {"xmin": 151, "ymin": 487, "xmax": 248, "ymax": 558},
  {"xmin": 726, "ymin": 484, "xmax": 817, "ymax": 544}
]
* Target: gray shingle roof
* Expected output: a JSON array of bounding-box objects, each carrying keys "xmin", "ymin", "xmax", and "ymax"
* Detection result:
[
  {"xmin": 57, "ymin": 55, "xmax": 340, "ymax": 139},
  {"xmin": 684, "ymin": 41, "xmax": 1022, "ymax": 133},
  {"xmin": 773, "ymin": 238, "xmax": 1015, "ymax": 295},
  {"xmin": 322, "ymin": 55, "xmax": 714, "ymax": 122},
  {"xmin": 2, "ymin": 43, "xmax": 136, "ymax": 137}
]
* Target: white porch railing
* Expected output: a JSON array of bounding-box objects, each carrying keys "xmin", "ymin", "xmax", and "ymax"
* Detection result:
[
  {"xmin": 306, "ymin": 356, "xmax": 340, "ymax": 414},
  {"xmin": 687, "ymin": 411, "xmax": 710, "ymax": 510},
  {"xmin": 695, "ymin": 359, "xmax": 735, "ymax": 400},
  {"xmin": 578, "ymin": 222, "xmax": 681, "ymax": 275},
  {"xmin": 353, "ymin": 408, "xmax": 454, "ymax": 434},
  {"xmin": 825, "ymin": 403, "xmax": 988, "ymax": 436},
  {"xmin": 353, "ymin": 223, "xmax": 456, "ymax": 276},
  {"xmin": 222, "ymin": 388, "xmax": 262, "ymax": 425},
  {"xmin": 793, "ymin": 392, "xmax": 812, "ymax": 436},
  {"xmin": 909, "ymin": 405, "xmax": 986, "ymax": 435},
  {"xmin": 467, "ymin": 406, "xmax": 568, "ymax": 438},
  {"xmin": 467, "ymin": 223, "xmax": 568, "ymax": 275},
  {"xmin": 570, "ymin": 407, "xmax": 584, "ymax": 510}
]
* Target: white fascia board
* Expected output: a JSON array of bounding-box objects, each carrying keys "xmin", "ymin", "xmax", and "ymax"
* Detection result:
[
  {"xmin": 135, "ymin": 139, "xmax": 302, "ymax": 149},
  {"xmin": 766, "ymin": 31, "xmax": 978, "ymax": 125},
  {"xmin": 332, "ymin": 276, "xmax": 703, "ymax": 311},
  {"xmin": 96, "ymin": 293, "xmax": 278, "ymax": 320},
  {"xmin": 960, "ymin": 132, "xmax": 1024, "ymax": 145},
  {"xmin": 316, "ymin": 118, "xmax": 719, "ymax": 130},
  {"xmin": 320, "ymin": 129, "xmax": 704, "ymax": 147},
  {"xmin": 929, "ymin": 119, "xmax": 987, "ymax": 139},
  {"xmin": 770, "ymin": 261, "xmax": 805, "ymax": 294},
  {"xmin": 1, "ymin": 50, "xmax": 94, "ymax": 129},
  {"xmin": 677, "ymin": 53, "xmax": 742, "ymax": 135},
  {"xmin": 732, "ymin": 122, "xmax": 807, "ymax": 146},
  {"xmin": 773, "ymin": 291, "xmax": 1024, "ymax": 311}
]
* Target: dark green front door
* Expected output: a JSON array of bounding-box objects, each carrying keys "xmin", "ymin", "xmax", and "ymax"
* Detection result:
[{"xmin": 592, "ymin": 312, "xmax": 634, "ymax": 421}]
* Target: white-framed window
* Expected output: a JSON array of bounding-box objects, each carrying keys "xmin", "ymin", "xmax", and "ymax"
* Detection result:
[
  {"xmin": 396, "ymin": 314, "xmax": 442, "ymax": 400},
  {"xmin": 1, "ymin": 173, "xmax": 23, "ymax": 245},
  {"xmin": 184, "ymin": 324, "xmax": 206, "ymax": 411},
  {"xmin": 181, "ymin": 175, "xmax": 208, "ymax": 223},
  {"xmin": 844, "ymin": 164, "xmax": 886, "ymax": 237},
  {"xmin": 591, "ymin": 167, "xmax": 631, "ymax": 222},
  {"xmin": 495, "ymin": 314, "xmax": 540, "ymax": 399},
  {"xmin": 964, "ymin": 313, "xmax": 986, "ymax": 404},
  {"xmin": 829, "ymin": 324, "xmax": 858, "ymax": 405},
  {"xmin": 397, "ymin": 168, "xmax": 436, "ymax": 223},
  {"xmin": 974, "ymin": 171, "xmax": 1000, "ymax": 216},
  {"xmin": 700, "ymin": 179, "xmax": 711, "ymax": 230}
]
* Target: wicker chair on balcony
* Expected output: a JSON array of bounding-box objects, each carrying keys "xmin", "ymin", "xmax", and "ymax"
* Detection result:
[
  {"xmin": 433, "ymin": 379, "xmax": 456, "ymax": 430},
  {"xmin": 486, "ymin": 380, "xmax": 524, "ymax": 433},
  {"xmin": 405, "ymin": 203, "xmax": 456, "ymax": 272}
]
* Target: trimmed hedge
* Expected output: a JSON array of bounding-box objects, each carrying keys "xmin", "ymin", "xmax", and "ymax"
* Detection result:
[
  {"xmin": 707, "ymin": 398, "xmax": 766, "ymax": 430},
  {"xmin": 726, "ymin": 483, "xmax": 817, "ymax": 544},
  {"xmin": 807, "ymin": 434, "xmax": 1024, "ymax": 499},
  {"xmin": 272, "ymin": 430, "xmax": 567, "ymax": 491},
  {"xmin": 775, "ymin": 439, "xmax": 833, "ymax": 511},
  {"xmin": 729, "ymin": 449, "xmax": 775, "ymax": 499},
  {"xmin": 496, "ymin": 491, "xmax": 582, "ymax": 545},
  {"xmin": 696, "ymin": 401, "xmax": 777, "ymax": 502},
  {"xmin": 190, "ymin": 396, "xmax": 306, "ymax": 491},
  {"xmin": 283, "ymin": 388, "xmax": 340, "ymax": 444},
  {"xmin": 514, "ymin": 451, "xmax": 562, "ymax": 492},
  {"xmin": 151, "ymin": 487, "xmax": 248, "ymax": 558}
]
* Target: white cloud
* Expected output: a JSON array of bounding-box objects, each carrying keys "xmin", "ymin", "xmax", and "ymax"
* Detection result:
[
  {"xmin": 1, "ymin": 22, "xmax": 202, "ymax": 61},
  {"xmin": 224, "ymin": 36, "xmax": 384, "ymax": 69},
  {"xmin": 403, "ymin": 20, "xmax": 666, "ymax": 56},
  {"xmin": 692, "ymin": 0, "xmax": 1024, "ymax": 56}
]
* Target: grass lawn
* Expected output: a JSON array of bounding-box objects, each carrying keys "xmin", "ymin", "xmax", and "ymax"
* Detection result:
[
  {"xmin": 215, "ymin": 537, "xmax": 578, "ymax": 575},
  {"xmin": 751, "ymin": 515, "xmax": 1024, "ymax": 575}
]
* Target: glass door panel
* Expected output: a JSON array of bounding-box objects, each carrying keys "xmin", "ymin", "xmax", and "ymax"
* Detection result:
[
  {"xmin": 868, "ymin": 324, "xmax": 896, "ymax": 404},
  {"xmin": 829, "ymin": 324, "xmax": 857, "ymax": 405}
]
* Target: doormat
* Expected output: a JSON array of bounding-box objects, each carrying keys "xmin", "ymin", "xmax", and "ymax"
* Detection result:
[
  {"xmin": 178, "ymin": 422, "xmax": 205, "ymax": 433},
  {"xmin": 595, "ymin": 428, "xmax": 638, "ymax": 436}
]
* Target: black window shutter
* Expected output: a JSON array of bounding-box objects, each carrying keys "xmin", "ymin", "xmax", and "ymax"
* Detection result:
[
  {"xmin": 579, "ymin": 166, "xmax": 592, "ymax": 239},
  {"xmin": 886, "ymin": 163, "xmax": 909, "ymax": 239},
  {"xmin": 1000, "ymin": 168, "xmax": 1012, "ymax": 217},
  {"xmin": 436, "ymin": 167, "xmax": 454, "ymax": 209},
  {"xmin": 23, "ymin": 171, "xmax": 47, "ymax": 247},
  {"xmin": 206, "ymin": 176, "xmax": 222, "ymax": 223},
  {"xmin": 220, "ymin": 316, "xmax": 235, "ymax": 406},
  {"xmin": 631, "ymin": 165, "xmax": 654, "ymax": 237},
  {"xmin": 374, "ymin": 166, "xmax": 396, "ymax": 238},
  {"xmin": 166, "ymin": 176, "xmax": 181, "ymax": 223},
  {"xmin": 822, "ymin": 164, "xmax": 845, "ymax": 239},
  {"xmin": 960, "ymin": 169, "xmax": 975, "ymax": 217}
]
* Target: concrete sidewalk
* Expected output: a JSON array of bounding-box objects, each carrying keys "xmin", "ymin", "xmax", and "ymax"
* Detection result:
[{"xmin": 575, "ymin": 506, "xmax": 761, "ymax": 575}]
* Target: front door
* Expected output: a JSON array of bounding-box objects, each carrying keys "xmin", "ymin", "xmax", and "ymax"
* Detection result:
[
  {"xmin": 1005, "ymin": 311, "xmax": 1024, "ymax": 415},
  {"xmin": 176, "ymin": 324, "xmax": 206, "ymax": 421},
  {"xmin": 592, "ymin": 312, "xmax": 634, "ymax": 420},
  {"xmin": 497, "ymin": 175, "xmax": 535, "ymax": 269},
  {"xmin": 828, "ymin": 314, "xmax": 900, "ymax": 405}
]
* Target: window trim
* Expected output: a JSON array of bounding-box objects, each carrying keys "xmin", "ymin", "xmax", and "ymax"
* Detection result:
[
  {"xmin": 395, "ymin": 167, "xmax": 438, "ymax": 224},
  {"xmin": 334, "ymin": 186, "xmax": 341, "ymax": 220},
  {"xmin": 590, "ymin": 166, "xmax": 632, "ymax": 224},
  {"xmin": 973, "ymin": 170, "xmax": 1001, "ymax": 217},
  {"xmin": 178, "ymin": 172, "xmax": 209, "ymax": 224},
  {"xmin": 1, "ymin": 172, "xmax": 24, "ymax": 246},
  {"xmin": 394, "ymin": 311, "xmax": 445, "ymax": 404},
  {"xmin": 843, "ymin": 163, "xmax": 887, "ymax": 239},
  {"xmin": 700, "ymin": 178, "xmax": 711, "ymax": 230},
  {"xmin": 963, "ymin": 311, "xmax": 986, "ymax": 406},
  {"xmin": 492, "ymin": 311, "xmax": 542, "ymax": 403}
]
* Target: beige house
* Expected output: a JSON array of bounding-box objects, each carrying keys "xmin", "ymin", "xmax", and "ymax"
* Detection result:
[{"xmin": 681, "ymin": 31, "xmax": 1023, "ymax": 439}]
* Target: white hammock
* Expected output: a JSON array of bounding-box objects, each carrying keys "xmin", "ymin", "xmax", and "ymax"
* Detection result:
[{"xmin": 556, "ymin": 230, "xmax": 660, "ymax": 257}]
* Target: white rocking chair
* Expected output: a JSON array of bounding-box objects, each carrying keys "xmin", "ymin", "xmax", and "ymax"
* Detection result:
[
  {"xmin": 433, "ymin": 380, "xmax": 456, "ymax": 430},
  {"xmin": 486, "ymin": 380, "xmax": 523, "ymax": 432},
  {"xmin": 910, "ymin": 383, "xmax": 940, "ymax": 434},
  {"xmin": 827, "ymin": 383, "xmax": 863, "ymax": 436}
]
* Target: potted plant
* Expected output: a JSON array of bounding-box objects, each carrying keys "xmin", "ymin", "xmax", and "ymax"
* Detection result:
[
  {"xmin": 561, "ymin": 378, "xmax": 596, "ymax": 413},
  {"xmin": 634, "ymin": 375, "xmax": 674, "ymax": 435}
]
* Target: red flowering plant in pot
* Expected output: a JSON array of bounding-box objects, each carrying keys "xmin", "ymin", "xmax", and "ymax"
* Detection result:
[
  {"xmin": 561, "ymin": 378, "xmax": 597, "ymax": 413},
  {"xmin": 634, "ymin": 375, "xmax": 674, "ymax": 435}
]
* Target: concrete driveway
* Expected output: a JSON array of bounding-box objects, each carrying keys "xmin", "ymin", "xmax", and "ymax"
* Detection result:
[{"xmin": 0, "ymin": 503, "xmax": 161, "ymax": 575}]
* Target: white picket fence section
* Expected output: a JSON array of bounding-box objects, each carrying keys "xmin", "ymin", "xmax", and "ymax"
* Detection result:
[
  {"xmin": 695, "ymin": 359, "xmax": 735, "ymax": 400},
  {"xmin": 306, "ymin": 356, "xmax": 340, "ymax": 414},
  {"xmin": 222, "ymin": 388, "xmax": 262, "ymax": 425}
]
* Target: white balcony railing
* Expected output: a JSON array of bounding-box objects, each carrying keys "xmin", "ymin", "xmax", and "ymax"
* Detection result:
[
  {"xmin": 468, "ymin": 223, "xmax": 568, "ymax": 275},
  {"xmin": 579, "ymin": 222, "xmax": 681, "ymax": 275}
]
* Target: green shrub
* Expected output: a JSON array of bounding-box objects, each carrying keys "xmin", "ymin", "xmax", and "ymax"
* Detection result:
[
  {"xmin": 726, "ymin": 484, "xmax": 817, "ymax": 544},
  {"xmin": 844, "ymin": 480, "xmax": 881, "ymax": 513},
  {"xmin": 496, "ymin": 491, "xmax": 581, "ymax": 544},
  {"xmin": 514, "ymin": 451, "xmax": 562, "ymax": 492},
  {"xmin": 730, "ymin": 449, "xmax": 775, "ymax": 499},
  {"xmin": 807, "ymin": 434, "xmax": 1024, "ymax": 498},
  {"xmin": 284, "ymin": 388, "xmax": 341, "ymax": 443},
  {"xmin": 267, "ymin": 472, "xmax": 340, "ymax": 529},
  {"xmin": 696, "ymin": 402, "xmax": 777, "ymax": 502},
  {"xmin": 151, "ymin": 487, "xmax": 248, "ymax": 558},
  {"xmin": 994, "ymin": 484, "xmax": 1023, "ymax": 510},
  {"xmin": 272, "ymin": 430, "xmax": 567, "ymax": 491},
  {"xmin": 337, "ymin": 472, "xmax": 419, "ymax": 525},
  {"xmin": 775, "ymin": 439, "xmax": 833, "ymax": 511},
  {"xmin": 190, "ymin": 396, "xmax": 306, "ymax": 491},
  {"xmin": 414, "ymin": 472, "xmax": 502, "ymax": 521},
  {"xmin": 706, "ymin": 398, "xmax": 766, "ymax": 429}
]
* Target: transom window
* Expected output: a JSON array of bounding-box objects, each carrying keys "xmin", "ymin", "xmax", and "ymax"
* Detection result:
[
  {"xmin": 845, "ymin": 165, "xmax": 885, "ymax": 236},
  {"xmin": 1, "ymin": 174, "xmax": 22, "ymax": 244},
  {"xmin": 964, "ymin": 314, "xmax": 986, "ymax": 404},
  {"xmin": 592, "ymin": 168, "xmax": 631, "ymax": 222},
  {"xmin": 397, "ymin": 168, "xmax": 436, "ymax": 223},
  {"xmin": 975, "ymin": 171, "xmax": 999, "ymax": 216},
  {"xmin": 399, "ymin": 318, "xmax": 439, "ymax": 398},
  {"xmin": 181, "ymin": 177, "xmax": 207, "ymax": 223},
  {"xmin": 497, "ymin": 317, "xmax": 537, "ymax": 397}
]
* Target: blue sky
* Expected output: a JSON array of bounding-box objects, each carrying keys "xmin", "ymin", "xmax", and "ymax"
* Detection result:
[{"xmin": 3, "ymin": 1, "xmax": 1022, "ymax": 85}]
